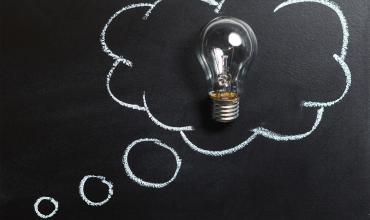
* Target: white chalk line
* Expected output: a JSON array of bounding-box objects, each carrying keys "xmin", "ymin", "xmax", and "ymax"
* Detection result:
[
  {"xmin": 106, "ymin": 60, "xmax": 197, "ymax": 128},
  {"xmin": 122, "ymin": 138, "xmax": 182, "ymax": 188},
  {"xmin": 180, "ymin": 107, "xmax": 323, "ymax": 156},
  {"xmin": 200, "ymin": 0, "xmax": 226, "ymax": 13},
  {"xmin": 252, "ymin": 107, "xmax": 324, "ymax": 141},
  {"xmin": 180, "ymin": 131, "xmax": 258, "ymax": 157},
  {"xmin": 274, "ymin": 0, "xmax": 348, "ymax": 60},
  {"xmin": 101, "ymin": 3, "xmax": 153, "ymax": 67},
  {"xmin": 106, "ymin": 59, "xmax": 146, "ymax": 111},
  {"xmin": 102, "ymin": 1, "xmax": 198, "ymax": 128},
  {"xmin": 103, "ymin": 2, "xmax": 162, "ymax": 111},
  {"xmin": 215, "ymin": 0, "xmax": 226, "ymax": 14},
  {"xmin": 34, "ymin": 196, "xmax": 59, "ymax": 219},
  {"xmin": 79, "ymin": 175, "xmax": 114, "ymax": 206},
  {"xmin": 143, "ymin": 0, "xmax": 163, "ymax": 20},
  {"xmin": 100, "ymin": 0, "xmax": 226, "ymax": 66},
  {"xmin": 200, "ymin": 0, "xmax": 219, "ymax": 6},
  {"xmin": 302, "ymin": 54, "xmax": 351, "ymax": 107},
  {"xmin": 143, "ymin": 92, "xmax": 194, "ymax": 131},
  {"xmin": 274, "ymin": 0, "xmax": 351, "ymax": 108}
]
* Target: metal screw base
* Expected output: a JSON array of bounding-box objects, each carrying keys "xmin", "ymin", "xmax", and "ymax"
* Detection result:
[{"xmin": 212, "ymin": 98, "xmax": 239, "ymax": 123}]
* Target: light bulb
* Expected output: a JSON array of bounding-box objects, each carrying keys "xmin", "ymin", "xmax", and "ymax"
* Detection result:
[{"xmin": 197, "ymin": 17, "xmax": 258, "ymax": 123}]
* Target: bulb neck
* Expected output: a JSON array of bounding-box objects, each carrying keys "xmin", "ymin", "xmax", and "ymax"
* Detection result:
[{"xmin": 211, "ymin": 97, "xmax": 239, "ymax": 123}]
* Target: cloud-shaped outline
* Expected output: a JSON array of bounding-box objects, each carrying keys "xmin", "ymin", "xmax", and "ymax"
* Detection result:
[{"xmin": 101, "ymin": 0, "xmax": 351, "ymax": 157}]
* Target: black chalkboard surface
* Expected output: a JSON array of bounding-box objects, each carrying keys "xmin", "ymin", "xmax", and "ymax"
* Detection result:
[{"xmin": 1, "ymin": 0, "xmax": 370, "ymax": 219}]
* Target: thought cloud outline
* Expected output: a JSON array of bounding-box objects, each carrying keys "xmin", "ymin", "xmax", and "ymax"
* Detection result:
[{"xmin": 100, "ymin": 0, "xmax": 351, "ymax": 187}]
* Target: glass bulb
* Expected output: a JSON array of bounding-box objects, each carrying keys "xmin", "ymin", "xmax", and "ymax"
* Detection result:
[{"xmin": 197, "ymin": 16, "xmax": 258, "ymax": 123}]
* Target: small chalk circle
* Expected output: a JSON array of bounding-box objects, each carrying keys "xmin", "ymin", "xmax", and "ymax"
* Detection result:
[
  {"xmin": 79, "ymin": 175, "xmax": 114, "ymax": 206},
  {"xmin": 34, "ymin": 196, "xmax": 59, "ymax": 219}
]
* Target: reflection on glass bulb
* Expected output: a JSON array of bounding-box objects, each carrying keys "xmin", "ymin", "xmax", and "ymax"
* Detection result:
[
  {"xmin": 197, "ymin": 16, "xmax": 258, "ymax": 123},
  {"xmin": 228, "ymin": 32, "xmax": 242, "ymax": 47}
]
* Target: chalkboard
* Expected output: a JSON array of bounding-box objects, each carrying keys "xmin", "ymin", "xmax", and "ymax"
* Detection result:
[{"xmin": 1, "ymin": 0, "xmax": 370, "ymax": 219}]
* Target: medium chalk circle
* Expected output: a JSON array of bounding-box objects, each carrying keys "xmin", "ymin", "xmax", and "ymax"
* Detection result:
[
  {"xmin": 79, "ymin": 175, "xmax": 114, "ymax": 206},
  {"xmin": 123, "ymin": 138, "xmax": 181, "ymax": 188},
  {"xmin": 34, "ymin": 196, "xmax": 59, "ymax": 219}
]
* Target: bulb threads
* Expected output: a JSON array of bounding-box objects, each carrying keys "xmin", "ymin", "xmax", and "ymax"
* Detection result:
[{"xmin": 211, "ymin": 97, "xmax": 239, "ymax": 123}]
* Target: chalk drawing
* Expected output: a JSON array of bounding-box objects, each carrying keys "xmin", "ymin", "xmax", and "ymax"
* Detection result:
[
  {"xmin": 179, "ymin": 0, "xmax": 351, "ymax": 155},
  {"xmin": 101, "ymin": 1, "xmax": 161, "ymax": 111},
  {"xmin": 100, "ymin": 3, "xmax": 154, "ymax": 67},
  {"xmin": 214, "ymin": 0, "xmax": 226, "ymax": 13},
  {"xmin": 200, "ymin": 0, "xmax": 227, "ymax": 13},
  {"xmin": 302, "ymin": 54, "xmax": 351, "ymax": 108},
  {"xmin": 122, "ymin": 138, "xmax": 181, "ymax": 188},
  {"xmin": 79, "ymin": 175, "xmax": 114, "ymax": 206},
  {"xmin": 101, "ymin": 0, "xmax": 351, "ymax": 181},
  {"xmin": 273, "ymin": 0, "xmax": 350, "ymax": 108},
  {"xmin": 181, "ymin": 131, "xmax": 258, "ymax": 157},
  {"xmin": 102, "ymin": 0, "xmax": 199, "ymax": 128},
  {"xmin": 180, "ymin": 108, "xmax": 324, "ymax": 157},
  {"xmin": 143, "ymin": 92, "xmax": 194, "ymax": 131},
  {"xmin": 34, "ymin": 196, "xmax": 58, "ymax": 219},
  {"xmin": 143, "ymin": 0, "xmax": 163, "ymax": 20},
  {"xmin": 252, "ymin": 107, "xmax": 324, "ymax": 141},
  {"xmin": 106, "ymin": 59, "xmax": 147, "ymax": 111},
  {"xmin": 30, "ymin": 0, "xmax": 352, "ymax": 217},
  {"xmin": 274, "ymin": 0, "xmax": 348, "ymax": 60},
  {"xmin": 200, "ymin": 0, "xmax": 219, "ymax": 6}
]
